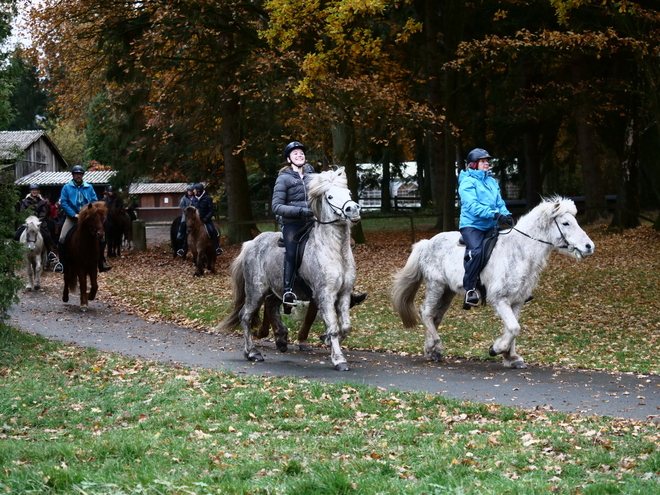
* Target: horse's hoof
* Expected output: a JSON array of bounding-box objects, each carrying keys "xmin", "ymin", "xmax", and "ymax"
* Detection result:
[
  {"xmin": 80, "ymin": 306, "xmax": 89, "ymax": 313},
  {"xmin": 245, "ymin": 350, "xmax": 264, "ymax": 362},
  {"xmin": 34, "ymin": 285, "xmax": 40, "ymax": 290},
  {"xmin": 430, "ymin": 351, "xmax": 444, "ymax": 362},
  {"xmin": 334, "ymin": 362, "xmax": 350, "ymax": 372},
  {"xmin": 297, "ymin": 343, "xmax": 310, "ymax": 351},
  {"xmin": 62, "ymin": 295, "xmax": 69, "ymax": 302},
  {"xmin": 509, "ymin": 360, "xmax": 527, "ymax": 369},
  {"xmin": 489, "ymin": 345, "xmax": 499, "ymax": 357},
  {"xmin": 276, "ymin": 343, "xmax": 288, "ymax": 353},
  {"xmin": 25, "ymin": 287, "xmax": 32, "ymax": 292}
]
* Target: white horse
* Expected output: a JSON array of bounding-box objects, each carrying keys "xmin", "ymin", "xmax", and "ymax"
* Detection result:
[
  {"xmin": 217, "ymin": 168, "xmax": 361, "ymax": 371},
  {"xmin": 19, "ymin": 216, "xmax": 46, "ymax": 291},
  {"xmin": 392, "ymin": 196, "xmax": 595, "ymax": 369}
]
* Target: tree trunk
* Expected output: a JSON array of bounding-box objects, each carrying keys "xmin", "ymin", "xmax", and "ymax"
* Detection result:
[
  {"xmin": 222, "ymin": 91, "xmax": 256, "ymax": 245},
  {"xmin": 331, "ymin": 111, "xmax": 366, "ymax": 244},
  {"xmin": 381, "ymin": 147, "xmax": 391, "ymax": 214},
  {"xmin": 609, "ymin": 117, "xmax": 641, "ymax": 231},
  {"xmin": 572, "ymin": 55, "xmax": 608, "ymax": 223}
]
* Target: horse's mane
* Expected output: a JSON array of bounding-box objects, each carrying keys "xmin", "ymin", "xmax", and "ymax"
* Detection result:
[
  {"xmin": 307, "ymin": 168, "xmax": 348, "ymax": 206},
  {"xmin": 24, "ymin": 215, "xmax": 40, "ymax": 228},
  {"xmin": 78, "ymin": 201, "xmax": 107, "ymax": 224},
  {"xmin": 517, "ymin": 196, "xmax": 576, "ymax": 228}
]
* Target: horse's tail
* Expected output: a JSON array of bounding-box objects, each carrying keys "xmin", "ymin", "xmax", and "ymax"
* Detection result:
[
  {"xmin": 215, "ymin": 245, "xmax": 249, "ymax": 334},
  {"xmin": 392, "ymin": 239, "xmax": 428, "ymax": 329}
]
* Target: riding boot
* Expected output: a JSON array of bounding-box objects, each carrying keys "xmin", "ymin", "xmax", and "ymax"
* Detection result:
[
  {"xmin": 282, "ymin": 260, "xmax": 297, "ymax": 314},
  {"xmin": 350, "ymin": 292, "xmax": 367, "ymax": 308},
  {"xmin": 177, "ymin": 238, "xmax": 187, "ymax": 258},
  {"xmin": 99, "ymin": 242, "xmax": 112, "ymax": 272}
]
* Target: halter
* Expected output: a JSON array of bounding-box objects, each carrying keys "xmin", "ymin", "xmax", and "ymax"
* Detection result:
[
  {"xmin": 25, "ymin": 229, "xmax": 39, "ymax": 245},
  {"xmin": 316, "ymin": 196, "xmax": 360, "ymax": 225},
  {"xmin": 511, "ymin": 217, "xmax": 570, "ymax": 250}
]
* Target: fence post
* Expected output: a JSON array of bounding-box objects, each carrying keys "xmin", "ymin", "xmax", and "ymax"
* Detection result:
[
  {"xmin": 410, "ymin": 216, "xmax": 415, "ymax": 244},
  {"xmin": 132, "ymin": 219, "xmax": 147, "ymax": 252}
]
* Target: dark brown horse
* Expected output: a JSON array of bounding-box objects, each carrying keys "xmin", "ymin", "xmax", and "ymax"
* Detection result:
[
  {"xmin": 104, "ymin": 201, "xmax": 129, "ymax": 258},
  {"xmin": 184, "ymin": 205, "xmax": 216, "ymax": 276},
  {"xmin": 62, "ymin": 201, "xmax": 107, "ymax": 311}
]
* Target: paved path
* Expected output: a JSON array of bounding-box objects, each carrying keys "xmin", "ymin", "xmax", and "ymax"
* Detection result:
[{"xmin": 9, "ymin": 272, "xmax": 660, "ymax": 422}]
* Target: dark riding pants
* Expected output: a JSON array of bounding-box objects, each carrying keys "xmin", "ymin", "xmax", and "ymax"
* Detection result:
[
  {"xmin": 202, "ymin": 220, "xmax": 220, "ymax": 249},
  {"xmin": 460, "ymin": 226, "xmax": 488, "ymax": 291},
  {"xmin": 282, "ymin": 222, "xmax": 304, "ymax": 265}
]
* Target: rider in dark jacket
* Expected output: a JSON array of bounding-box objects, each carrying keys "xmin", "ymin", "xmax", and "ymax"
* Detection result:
[
  {"xmin": 191, "ymin": 183, "xmax": 223, "ymax": 256},
  {"xmin": 14, "ymin": 184, "xmax": 57, "ymax": 261},
  {"xmin": 271, "ymin": 142, "xmax": 317, "ymax": 308}
]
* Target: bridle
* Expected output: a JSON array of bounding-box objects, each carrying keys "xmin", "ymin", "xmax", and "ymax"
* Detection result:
[
  {"xmin": 508, "ymin": 217, "xmax": 570, "ymax": 250},
  {"xmin": 316, "ymin": 195, "xmax": 361, "ymax": 225}
]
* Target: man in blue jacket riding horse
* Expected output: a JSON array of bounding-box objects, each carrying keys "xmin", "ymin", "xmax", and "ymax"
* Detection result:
[
  {"xmin": 458, "ymin": 148, "xmax": 513, "ymax": 309},
  {"xmin": 56, "ymin": 165, "xmax": 112, "ymax": 273}
]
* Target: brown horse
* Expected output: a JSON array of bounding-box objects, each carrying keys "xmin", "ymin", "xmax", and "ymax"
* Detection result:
[
  {"xmin": 62, "ymin": 201, "xmax": 107, "ymax": 311},
  {"xmin": 184, "ymin": 205, "xmax": 216, "ymax": 276}
]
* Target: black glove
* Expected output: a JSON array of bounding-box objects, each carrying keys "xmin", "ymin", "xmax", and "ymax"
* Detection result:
[
  {"xmin": 495, "ymin": 213, "xmax": 514, "ymax": 227},
  {"xmin": 300, "ymin": 207, "xmax": 314, "ymax": 218}
]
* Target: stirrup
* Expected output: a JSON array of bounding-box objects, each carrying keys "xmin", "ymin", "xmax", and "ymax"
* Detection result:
[
  {"xmin": 53, "ymin": 262, "xmax": 64, "ymax": 273},
  {"xmin": 283, "ymin": 291, "xmax": 298, "ymax": 307},
  {"xmin": 47, "ymin": 251, "xmax": 58, "ymax": 262},
  {"xmin": 463, "ymin": 289, "xmax": 480, "ymax": 309},
  {"xmin": 215, "ymin": 247, "xmax": 224, "ymax": 255},
  {"xmin": 176, "ymin": 249, "xmax": 185, "ymax": 257}
]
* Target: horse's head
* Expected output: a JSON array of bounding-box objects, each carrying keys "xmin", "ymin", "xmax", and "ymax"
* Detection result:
[
  {"xmin": 79, "ymin": 202, "xmax": 107, "ymax": 242},
  {"xmin": 308, "ymin": 168, "xmax": 361, "ymax": 224},
  {"xmin": 529, "ymin": 197, "xmax": 595, "ymax": 259},
  {"xmin": 184, "ymin": 206, "xmax": 200, "ymax": 232},
  {"xmin": 23, "ymin": 216, "xmax": 41, "ymax": 251}
]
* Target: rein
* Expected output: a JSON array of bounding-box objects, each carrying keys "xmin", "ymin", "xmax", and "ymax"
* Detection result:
[{"xmin": 510, "ymin": 218, "xmax": 570, "ymax": 249}]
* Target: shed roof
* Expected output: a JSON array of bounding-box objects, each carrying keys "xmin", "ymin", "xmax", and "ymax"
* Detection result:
[
  {"xmin": 128, "ymin": 183, "xmax": 192, "ymax": 194},
  {"xmin": 15, "ymin": 170, "xmax": 118, "ymax": 186},
  {"xmin": 0, "ymin": 130, "xmax": 67, "ymax": 164}
]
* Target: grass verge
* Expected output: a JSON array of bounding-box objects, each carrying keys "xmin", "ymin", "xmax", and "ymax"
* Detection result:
[{"xmin": 1, "ymin": 323, "xmax": 659, "ymax": 494}]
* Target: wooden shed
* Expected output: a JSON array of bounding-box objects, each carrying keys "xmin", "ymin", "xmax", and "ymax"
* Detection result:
[
  {"xmin": 0, "ymin": 130, "xmax": 68, "ymax": 179},
  {"xmin": 128, "ymin": 183, "xmax": 193, "ymax": 222}
]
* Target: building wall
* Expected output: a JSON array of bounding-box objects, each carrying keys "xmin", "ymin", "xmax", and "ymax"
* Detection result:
[{"xmin": 14, "ymin": 138, "xmax": 64, "ymax": 178}]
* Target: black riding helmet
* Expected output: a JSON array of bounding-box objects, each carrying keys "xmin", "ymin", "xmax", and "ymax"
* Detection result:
[
  {"xmin": 106, "ymin": 185, "xmax": 114, "ymax": 192},
  {"xmin": 187, "ymin": 185, "xmax": 194, "ymax": 192},
  {"xmin": 29, "ymin": 184, "xmax": 39, "ymax": 191},
  {"xmin": 71, "ymin": 165, "xmax": 85, "ymax": 174},
  {"xmin": 283, "ymin": 141, "xmax": 306, "ymax": 160},
  {"xmin": 466, "ymin": 148, "xmax": 492, "ymax": 169},
  {"xmin": 193, "ymin": 183, "xmax": 204, "ymax": 192}
]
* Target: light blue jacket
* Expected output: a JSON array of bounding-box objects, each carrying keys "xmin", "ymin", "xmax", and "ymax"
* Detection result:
[
  {"xmin": 458, "ymin": 168, "xmax": 510, "ymax": 230},
  {"xmin": 60, "ymin": 180, "xmax": 98, "ymax": 218}
]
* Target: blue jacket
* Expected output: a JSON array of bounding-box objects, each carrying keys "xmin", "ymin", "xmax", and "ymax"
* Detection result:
[
  {"xmin": 59, "ymin": 180, "xmax": 98, "ymax": 218},
  {"xmin": 457, "ymin": 169, "xmax": 510, "ymax": 230}
]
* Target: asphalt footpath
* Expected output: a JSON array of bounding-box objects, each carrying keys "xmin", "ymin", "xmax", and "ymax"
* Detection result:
[{"xmin": 8, "ymin": 272, "xmax": 660, "ymax": 423}]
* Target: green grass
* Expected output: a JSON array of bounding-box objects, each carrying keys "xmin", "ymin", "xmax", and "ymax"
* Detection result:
[{"xmin": 1, "ymin": 323, "xmax": 659, "ymax": 494}]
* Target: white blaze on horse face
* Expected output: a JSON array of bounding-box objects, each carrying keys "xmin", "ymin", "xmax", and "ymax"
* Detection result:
[{"xmin": 557, "ymin": 213, "xmax": 595, "ymax": 259}]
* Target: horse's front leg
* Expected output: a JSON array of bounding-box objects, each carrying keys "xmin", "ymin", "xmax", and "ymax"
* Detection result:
[
  {"xmin": 489, "ymin": 301, "xmax": 526, "ymax": 369},
  {"xmin": 34, "ymin": 254, "xmax": 42, "ymax": 290},
  {"xmin": 194, "ymin": 253, "xmax": 204, "ymax": 277},
  {"xmin": 88, "ymin": 268, "xmax": 99, "ymax": 301},
  {"xmin": 25, "ymin": 257, "xmax": 34, "ymax": 291},
  {"xmin": 79, "ymin": 271, "xmax": 89, "ymax": 312},
  {"xmin": 317, "ymin": 296, "xmax": 349, "ymax": 371},
  {"xmin": 335, "ymin": 290, "xmax": 352, "ymax": 345}
]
